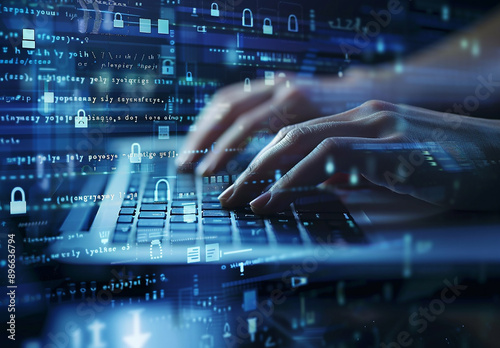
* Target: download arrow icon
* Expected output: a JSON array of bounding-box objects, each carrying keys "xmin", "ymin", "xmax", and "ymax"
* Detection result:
[{"xmin": 123, "ymin": 309, "xmax": 151, "ymax": 348}]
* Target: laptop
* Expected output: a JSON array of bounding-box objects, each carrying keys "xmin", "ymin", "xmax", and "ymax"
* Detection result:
[
  {"xmin": 3, "ymin": 1, "xmax": 500, "ymax": 347},
  {"xmin": 3, "ymin": 0, "xmax": 500, "ymax": 270},
  {"xmin": 37, "ymin": 130, "xmax": 498, "ymax": 268},
  {"xmin": 3, "ymin": 0, "xmax": 499, "ymax": 271}
]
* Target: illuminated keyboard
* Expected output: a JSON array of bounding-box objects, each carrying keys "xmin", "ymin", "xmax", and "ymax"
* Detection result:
[{"xmin": 112, "ymin": 174, "xmax": 366, "ymax": 247}]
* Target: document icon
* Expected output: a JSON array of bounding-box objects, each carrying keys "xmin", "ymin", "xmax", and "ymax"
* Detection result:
[
  {"xmin": 205, "ymin": 243, "xmax": 220, "ymax": 262},
  {"xmin": 187, "ymin": 246, "xmax": 201, "ymax": 263}
]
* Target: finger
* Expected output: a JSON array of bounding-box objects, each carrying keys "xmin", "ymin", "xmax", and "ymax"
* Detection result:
[
  {"xmin": 176, "ymin": 80, "xmax": 274, "ymax": 167},
  {"xmin": 219, "ymin": 119, "xmax": 382, "ymax": 206},
  {"xmin": 254, "ymin": 101, "xmax": 400, "ymax": 158},
  {"xmin": 196, "ymin": 83, "xmax": 325, "ymax": 174},
  {"xmin": 248, "ymin": 136, "xmax": 395, "ymax": 214},
  {"xmin": 195, "ymin": 99, "xmax": 276, "ymax": 175}
]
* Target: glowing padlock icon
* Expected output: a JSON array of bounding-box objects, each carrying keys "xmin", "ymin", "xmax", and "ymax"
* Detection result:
[
  {"xmin": 75, "ymin": 109, "xmax": 88, "ymax": 128},
  {"xmin": 10, "ymin": 187, "xmax": 26, "ymax": 215},
  {"xmin": 263, "ymin": 18, "xmax": 273, "ymax": 35},
  {"xmin": 162, "ymin": 59, "xmax": 174, "ymax": 75},
  {"xmin": 154, "ymin": 179, "xmax": 171, "ymax": 202},
  {"xmin": 210, "ymin": 3, "xmax": 220, "ymax": 17},
  {"xmin": 288, "ymin": 14, "xmax": 298, "ymax": 32},
  {"xmin": 114, "ymin": 13, "xmax": 124, "ymax": 28},
  {"xmin": 130, "ymin": 143, "xmax": 142, "ymax": 163},
  {"xmin": 242, "ymin": 8, "xmax": 253, "ymax": 27},
  {"xmin": 186, "ymin": 71, "xmax": 193, "ymax": 82},
  {"xmin": 244, "ymin": 78, "xmax": 251, "ymax": 92}
]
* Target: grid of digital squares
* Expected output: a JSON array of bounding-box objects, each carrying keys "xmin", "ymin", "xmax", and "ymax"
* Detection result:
[
  {"xmin": 22, "ymin": 28, "xmax": 35, "ymax": 49},
  {"xmin": 113, "ymin": 12, "xmax": 170, "ymax": 35}
]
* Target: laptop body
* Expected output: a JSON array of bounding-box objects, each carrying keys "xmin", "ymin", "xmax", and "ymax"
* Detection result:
[{"xmin": 46, "ymin": 135, "xmax": 500, "ymax": 268}]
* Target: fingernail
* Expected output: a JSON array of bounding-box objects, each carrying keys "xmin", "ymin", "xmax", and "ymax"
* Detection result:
[
  {"xmin": 218, "ymin": 185, "xmax": 234, "ymax": 205},
  {"xmin": 250, "ymin": 191, "xmax": 272, "ymax": 210}
]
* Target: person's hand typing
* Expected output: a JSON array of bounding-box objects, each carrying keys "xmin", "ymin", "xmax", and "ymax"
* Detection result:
[
  {"xmin": 176, "ymin": 69, "xmax": 373, "ymax": 175},
  {"xmin": 217, "ymin": 100, "xmax": 500, "ymax": 213}
]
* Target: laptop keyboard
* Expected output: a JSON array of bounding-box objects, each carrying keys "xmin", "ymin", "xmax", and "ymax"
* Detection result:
[{"xmin": 112, "ymin": 174, "xmax": 366, "ymax": 246}]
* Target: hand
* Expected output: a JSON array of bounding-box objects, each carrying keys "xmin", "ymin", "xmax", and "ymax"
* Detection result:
[
  {"xmin": 218, "ymin": 100, "xmax": 500, "ymax": 213},
  {"xmin": 176, "ymin": 69, "xmax": 374, "ymax": 175}
]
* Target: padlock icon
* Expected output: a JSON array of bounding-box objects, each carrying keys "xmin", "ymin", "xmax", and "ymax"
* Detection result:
[
  {"xmin": 130, "ymin": 143, "xmax": 142, "ymax": 164},
  {"xmin": 288, "ymin": 14, "xmax": 298, "ymax": 32},
  {"xmin": 162, "ymin": 59, "xmax": 174, "ymax": 75},
  {"xmin": 210, "ymin": 3, "xmax": 219, "ymax": 17},
  {"xmin": 154, "ymin": 179, "xmax": 171, "ymax": 202},
  {"xmin": 10, "ymin": 187, "xmax": 26, "ymax": 215},
  {"xmin": 263, "ymin": 18, "xmax": 273, "ymax": 35},
  {"xmin": 244, "ymin": 78, "xmax": 251, "ymax": 92},
  {"xmin": 242, "ymin": 8, "xmax": 253, "ymax": 27},
  {"xmin": 114, "ymin": 13, "xmax": 124, "ymax": 28},
  {"xmin": 186, "ymin": 71, "xmax": 193, "ymax": 82},
  {"xmin": 75, "ymin": 109, "xmax": 88, "ymax": 128}
]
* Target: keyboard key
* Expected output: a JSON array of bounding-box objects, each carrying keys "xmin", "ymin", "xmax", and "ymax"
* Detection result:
[
  {"xmin": 302, "ymin": 221, "xmax": 345, "ymax": 244},
  {"xmin": 236, "ymin": 220, "xmax": 264, "ymax": 228},
  {"xmin": 115, "ymin": 224, "xmax": 131, "ymax": 233},
  {"xmin": 234, "ymin": 205, "xmax": 253, "ymax": 213},
  {"xmin": 269, "ymin": 218, "xmax": 295, "ymax": 224},
  {"xmin": 171, "ymin": 206, "xmax": 197, "ymax": 215},
  {"xmin": 141, "ymin": 204, "xmax": 167, "ymax": 211},
  {"xmin": 119, "ymin": 208, "xmax": 136, "ymax": 215},
  {"xmin": 171, "ymin": 201, "xmax": 197, "ymax": 208},
  {"xmin": 272, "ymin": 224, "xmax": 302, "ymax": 244},
  {"xmin": 204, "ymin": 235, "xmax": 232, "ymax": 244},
  {"xmin": 203, "ymin": 217, "xmax": 231, "ymax": 225},
  {"xmin": 235, "ymin": 212, "xmax": 261, "ymax": 220},
  {"xmin": 170, "ymin": 223, "xmax": 198, "ymax": 232},
  {"xmin": 173, "ymin": 194, "xmax": 197, "ymax": 201},
  {"xmin": 295, "ymin": 201, "xmax": 347, "ymax": 213},
  {"xmin": 170, "ymin": 215, "xmax": 197, "ymax": 223},
  {"xmin": 203, "ymin": 219, "xmax": 232, "ymax": 243},
  {"xmin": 240, "ymin": 228, "xmax": 267, "ymax": 244},
  {"xmin": 121, "ymin": 201, "xmax": 137, "ymax": 208},
  {"xmin": 202, "ymin": 210, "xmax": 230, "ymax": 218},
  {"xmin": 202, "ymin": 196, "xmax": 220, "ymax": 203},
  {"xmin": 298, "ymin": 212, "xmax": 346, "ymax": 221},
  {"xmin": 117, "ymin": 215, "xmax": 133, "ymax": 223},
  {"xmin": 202, "ymin": 203, "xmax": 222, "ymax": 210},
  {"xmin": 274, "ymin": 211, "xmax": 295, "ymax": 218},
  {"xmin": 139, "ymin": 211, "xmax": 166, "ymax": 219},
  {"xmin": 204, "ymin": 225, "xmax": 232, "ymax": 235},
  {"xmin": 137, "ymin": 219, "xmax": 165, "ymax": 228}
]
